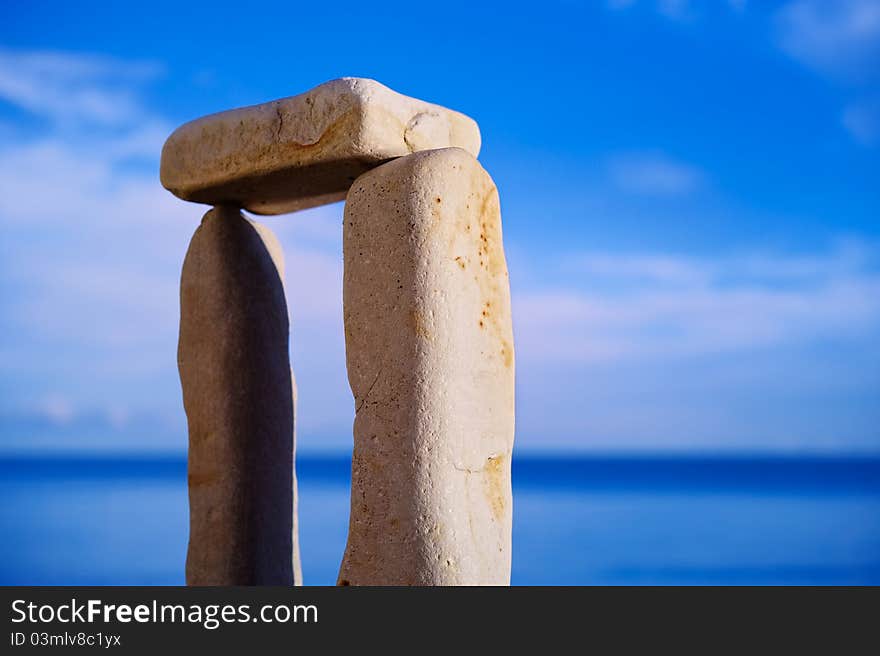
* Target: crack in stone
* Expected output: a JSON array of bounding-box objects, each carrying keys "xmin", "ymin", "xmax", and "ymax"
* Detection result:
[
  {"xmin": 274, "ymin": 105, "xmax": 284, "ymax": 141},
  {"xmin": 355, "ymin": 364, "xmax": 384, "ymax": 415},
  {"xmin": 452, "ymin": 453, "xmax": 502, "ymax": 474}
]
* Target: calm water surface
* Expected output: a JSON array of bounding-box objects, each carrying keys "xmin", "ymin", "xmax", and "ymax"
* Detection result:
[{"xmin": 1, "ymin": 455, "xmax": 878, "ymax": 585}]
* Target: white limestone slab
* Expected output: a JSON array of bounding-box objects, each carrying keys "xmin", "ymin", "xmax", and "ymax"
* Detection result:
[{"xmin": 160, "ymin": 78, "xmax": 481, "ymax": 215}]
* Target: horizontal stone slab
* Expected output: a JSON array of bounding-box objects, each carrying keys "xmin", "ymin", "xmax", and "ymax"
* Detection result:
[{"xmin": 160, "ymin": 78, "xmax": 481, "ymax": 215}]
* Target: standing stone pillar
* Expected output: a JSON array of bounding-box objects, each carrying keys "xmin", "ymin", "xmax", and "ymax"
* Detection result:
[
  {"xmin": 178, "ymin": 206, "xmax": 298, "ymax": 585},
  {"xmin": 338, "ymin": 147, "xmax": 515, "ymax": 586}
]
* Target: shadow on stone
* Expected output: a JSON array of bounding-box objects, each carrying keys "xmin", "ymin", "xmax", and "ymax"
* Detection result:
[{"xmin": 178, "ymin": 206, "xmax": 296, "ymax": 585}]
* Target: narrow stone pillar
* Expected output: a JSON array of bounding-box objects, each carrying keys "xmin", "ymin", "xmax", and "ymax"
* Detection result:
[
  {"xmin": 338, "ymin": 147, "xmax": 515, "ymax": 586},
  {"xmin": 178, "ymin": 206, "xmax": 299, "ymax": 585}
]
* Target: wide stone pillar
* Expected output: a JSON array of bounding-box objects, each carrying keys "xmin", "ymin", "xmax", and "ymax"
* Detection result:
[
  {"xmin": 338, "ymin": 147, "xmax": 515, "ymax": 586},
  {"xmin": 178, "ymin": 206, "xmax": 299, "ymax": 585}
]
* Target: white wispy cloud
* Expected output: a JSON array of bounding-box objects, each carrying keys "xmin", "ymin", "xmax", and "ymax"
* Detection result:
[
  {"xmin": 606, "ymin": 0, "xmax": 879, "ymax": 146},
  {"xmin": 607, "ymin": 152, "xmax": 703, "ymax": 196},
  {"xmin": 657, "ymin": 0, "xmax": 691, "ymax": 21},
  {"xmin": 776, "ymin": 0, "xmax": 880, "ymax": 81},
  {"xmin": 0, "ymin": 48, "xmax": 162, "ymax": 127},
  {"xmin": 515, "ymin": 240, "xmax": 880, "ymax": 364},
  {"xmin": 605, "ymin": 0, "xmax": 743, "ymax": 20},
  {"xmin": 842, "ymin": 97, "xmax": 880, "ymax": 145},
  {"xmin": 606, "ymin": 0, "xmax": 691, "ymax": 19}
]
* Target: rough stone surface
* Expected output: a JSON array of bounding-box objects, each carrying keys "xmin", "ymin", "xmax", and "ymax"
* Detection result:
[
  {"xmin": 338, "ymin": 148, "xmax": 515, "ymax": 586},
  {"xmin": 160, "ymin": 78, "xmax": 481, "ymax": 215},
  {"xmin": 179, "ymin": 206, "xmax": 300, "ymax": 585}
]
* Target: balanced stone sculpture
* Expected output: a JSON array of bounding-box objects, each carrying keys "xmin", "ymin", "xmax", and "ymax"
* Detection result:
[{"xmin": 161, "ymin": 78, "xmax": 514, "ymax": 586}]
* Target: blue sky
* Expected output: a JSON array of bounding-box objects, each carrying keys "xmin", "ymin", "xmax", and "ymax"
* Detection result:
[{"xmin": 0, "ymin": 0, "xmax": 878, "ymax": 454}]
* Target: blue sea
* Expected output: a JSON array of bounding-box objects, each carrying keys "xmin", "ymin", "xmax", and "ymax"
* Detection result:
[{"xmin": 1, "ymin": 454, "xmax": 879, "ymax": 585}]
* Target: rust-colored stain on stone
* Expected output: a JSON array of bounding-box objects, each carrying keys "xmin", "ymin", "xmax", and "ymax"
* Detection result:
[
  {"xmin": 483, "ymin": 454, "xmax": 507, "ymax": 520},
  {"xmin": 469, "ymin": 186, "xmax": 514, "ymax": 370},
  {"xmin": 499, "ymin": 339, "xmax": 513, "ymax": 369},
  {"xmin": 409, "ymin": 309, "xmax": 432, "ymax": 339}
]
